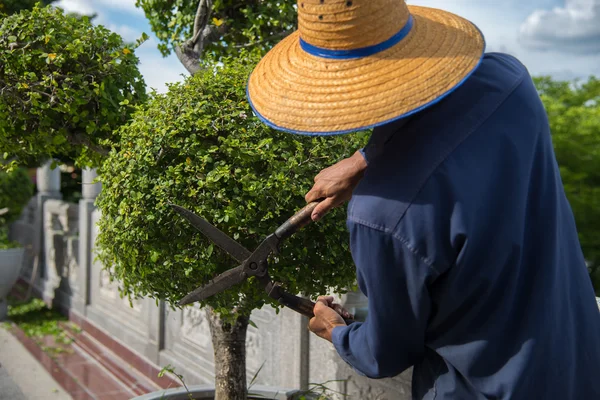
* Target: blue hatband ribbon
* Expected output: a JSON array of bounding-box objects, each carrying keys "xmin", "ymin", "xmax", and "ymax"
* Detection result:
[{"xmin": 299, "ymin": 14, "xmax": 414, "ymax": 59}]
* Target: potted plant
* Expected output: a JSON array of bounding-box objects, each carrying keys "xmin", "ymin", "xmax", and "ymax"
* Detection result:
[
  {"xmin": 95, "ymin": 53, "xmax": 368, "ymax": 400},
  {"xmin": 0, "ymin": 166, "xmax": 35, "ymax": 320}
]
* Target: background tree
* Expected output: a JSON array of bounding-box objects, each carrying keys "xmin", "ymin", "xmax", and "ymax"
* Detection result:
[
  {"xmin": 0, "ymin": 5, "xmax": 147, "ymax": 169},
  {"xmin": 135, "ymin": 0, "xmax": 297, "ymax": 73},
  {"xmin": 535, "ymin": 76, "xmax": 600, "ymax": 294},
  {"xmin": 95, "ymin": 53, "xmax": 368, "ymax": 399},
  {"xmin": 0, "ymin": 0, "xmax": 55, "ymax": 15}
]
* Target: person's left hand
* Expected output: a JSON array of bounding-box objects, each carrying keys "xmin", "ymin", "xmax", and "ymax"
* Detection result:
[
  {"xmin": 305, "ymin": 151, "xmax": 367, "ymax": 221},
  {"xmin": 309, "ymin": 296, "xmax": 349, "ymax": 342}
]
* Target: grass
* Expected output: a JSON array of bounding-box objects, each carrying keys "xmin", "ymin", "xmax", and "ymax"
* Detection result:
[{"xmin": 4, "ymin": 296, "xmax": 80, "ymax": 354}]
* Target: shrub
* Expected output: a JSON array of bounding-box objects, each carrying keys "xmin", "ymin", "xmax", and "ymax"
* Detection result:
[
  {"xmin": 95, "ymin": 52, "xmax": 368, "ymax": 315},
  {"xmin": 0, "ymin": 5, "xmax": 147, "ymax": 168}
]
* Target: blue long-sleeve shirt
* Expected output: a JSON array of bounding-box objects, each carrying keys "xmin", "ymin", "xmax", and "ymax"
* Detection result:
[{"xmin": 332, "ymin": 52, "xmax": 600, "ymax": 399}]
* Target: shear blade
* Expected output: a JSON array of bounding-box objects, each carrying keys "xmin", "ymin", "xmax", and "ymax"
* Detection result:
[
  {"xmin": 170, "ymin": 204, "xmax": 251, "ymax": 264},
  {"xmin": 178, "ymin": 264, "xmax": 247, "ymax": 306}
]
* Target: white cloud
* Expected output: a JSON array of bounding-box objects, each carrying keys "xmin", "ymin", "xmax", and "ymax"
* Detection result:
[
  {"xmin": 95, "ymin": 0, "xmax": 144, "ymax": 16},
  {"xmin": 136, "ymin": 52, "xmax": 189, "ymax": 94},
  {"xmin": 105, "ymin": 23, "xmax": 140, "ymax": 42},
  {"xmin": 55, "ymin": 0, "xmax": 142, "ymax": 16},
  {"xmin": 519, "ymin": 0, "xmax": 600, "ymax": 53},
  {"xmin": 54, "ymin": 0, "xmax": 95, "ymax": 15}
]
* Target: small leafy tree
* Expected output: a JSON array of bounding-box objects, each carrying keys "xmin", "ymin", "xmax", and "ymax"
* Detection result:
[
  {"xmin": 535, "ymin": 76, "xmax": 600, "ymax": 293},
  {"xmin": 135, "ymin": 0, "xmax": 297, "ymax": 73},
  {"xmin": 0, "ymin": 5, "xmax": 147, "ymax": 169},
  {"xmin": 95, "ymin": 53, "xmax": 367, "ymax": 399}
]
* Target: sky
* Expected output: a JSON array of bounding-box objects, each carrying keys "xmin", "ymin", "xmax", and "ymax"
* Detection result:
[{"xmin": 54, "ymin": 0, "xmax": 600, "ymax": 94}]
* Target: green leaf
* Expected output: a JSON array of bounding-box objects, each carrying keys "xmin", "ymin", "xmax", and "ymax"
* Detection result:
[{"xmin": 52, "ymin": 135, "xmax": 67, "ymax": 145}]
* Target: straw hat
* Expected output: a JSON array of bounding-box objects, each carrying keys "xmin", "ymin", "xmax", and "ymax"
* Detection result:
[{"xmin": 246, "ymin": 0, "xmax": 486, "ymax": 135}]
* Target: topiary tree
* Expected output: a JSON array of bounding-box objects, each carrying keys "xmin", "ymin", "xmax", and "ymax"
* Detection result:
[
  {"xmin": 0, "ymin": 4, "xmax": 147, "ymax": 169},
  {"xmin": 135, "ymin": 0, "xmax": 297, "ymax": 73},
  {"xmin": 95, "ymin": 52, "xmax": 368, "ymax": 399}
]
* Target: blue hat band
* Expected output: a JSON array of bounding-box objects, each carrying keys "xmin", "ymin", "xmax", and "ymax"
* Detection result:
[{"xmin": 299, "ymin": 14, "xmax": 414, "ymax": 60}]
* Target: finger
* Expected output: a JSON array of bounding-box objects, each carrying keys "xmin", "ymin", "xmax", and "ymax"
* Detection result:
[
  {"xmin": 332, "ymin": 304, "xmax": 352, "ymax": 319},
  {"xmin": 305, "ymin": 186, "xmax": 324, "ymax": 203},
  {"xmin": 312, "ymin": 196, "xmax": 338, "ymax": 221},
  {"xmin": 313, "ymin": 300, "xmax": 330, "ymax": 316},
  {"xmin": 316, "ymin": 295, "xmax": 334, "ymax": 306},
  {"xmin": 315, "ymin": 297, "xmax": 329, "ymax": 309},
  {"xmin": 332, "ymin": 304, "xmax": 345, "ymax": 316}
]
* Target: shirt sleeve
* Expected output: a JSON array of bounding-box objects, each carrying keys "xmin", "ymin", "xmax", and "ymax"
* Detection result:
[
  {"xmin": 359, "ymin": 117, "xmax": 412, "ymax": 165},
  {"xmin": 331, "ymin": 221, "xmax": 435, "ymax": 379}
]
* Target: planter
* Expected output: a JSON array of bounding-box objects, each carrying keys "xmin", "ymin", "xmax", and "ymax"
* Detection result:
[
  {"xmin": 131, "ymin": 384, "xmax": 315, "ymax": 400},
  {"xmin": 0, "ymin": 247, "xmax": 25, "ymax": 320}
]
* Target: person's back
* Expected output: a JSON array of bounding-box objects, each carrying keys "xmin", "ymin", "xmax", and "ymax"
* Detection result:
[{"xmin": 345, "ymin": 52, "xmax": 600, "ymax": 399}]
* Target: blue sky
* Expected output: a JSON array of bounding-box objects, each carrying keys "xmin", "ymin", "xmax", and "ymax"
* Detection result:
[{"xmin": 54, "ymin": 0, "xmax": 600, "ymax": 93}]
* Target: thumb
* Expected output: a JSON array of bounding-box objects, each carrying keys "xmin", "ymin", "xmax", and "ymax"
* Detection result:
[
  {"xmin": 314, "ymin": 299, "xmax": 330, "ymax": 314},
  {"xmin": 311, "ymin": 196, "xmax": 337, "ymax": 221}
]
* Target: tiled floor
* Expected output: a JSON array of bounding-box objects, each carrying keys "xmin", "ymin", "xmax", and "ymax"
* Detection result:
[{"xmin": 8, "ymin": 323, "xmax": 167, "ymax": 400}]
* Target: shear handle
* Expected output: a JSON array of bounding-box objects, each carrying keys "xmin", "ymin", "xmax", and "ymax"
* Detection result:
[
  {"xmin": 275, "ymin": 290, "xmax": 355, "ymax": 325},
  {"xmin": 274, "ymin": 201, "xmax": 321, "ymax": 241}
]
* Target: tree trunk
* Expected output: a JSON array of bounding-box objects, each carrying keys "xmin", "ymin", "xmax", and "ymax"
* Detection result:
[
  {"xmin": 175, "ymin": 45, "xmax": 203, "ymax": 75},
  {"xmin": 206, "ymin": 308, "xmax": 249, "ymax": 400}
]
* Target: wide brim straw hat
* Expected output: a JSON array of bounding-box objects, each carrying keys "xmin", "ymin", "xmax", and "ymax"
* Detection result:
[{"xmin": 247, "ymin": 0, "xmax": 486, "ymax": 136}]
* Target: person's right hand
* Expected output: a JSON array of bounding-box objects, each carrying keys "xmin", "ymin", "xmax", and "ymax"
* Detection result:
[
  {"xmin": 305, "ymin": 151, "xmax": 367, "ymax": 221},
  {"xmin": 309, "ymin": 296, "xmax": 352, "ymax": 342}
]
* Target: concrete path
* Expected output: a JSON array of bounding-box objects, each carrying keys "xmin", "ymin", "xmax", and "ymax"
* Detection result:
[{"xmin": 0, "ymin": 325, "xmax": 71, "ymax": 400}]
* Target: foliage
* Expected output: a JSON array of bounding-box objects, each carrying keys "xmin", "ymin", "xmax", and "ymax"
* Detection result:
[
  {"xmin": 135, "ymin": 0, "xmax": 297, "ymax": 60},
  {"xmin": 0, "ymin": 0, "xmax": 55, "ymax": 16},
  {"xmin": 5, "ymin": 297, "xmax": 76, "ymax": 354},
  {"xmin": 0, "ymin": 166, "xmax": 33, "ymax": 224},
  {"xmin": 535, "ymin": 76, "xmax": 600, "ymax": 293},
  {"xmin": 0, "ymin": 5, "xmax": 147, "ymax": 169},
  {"xmin": 95, "ymin": 52, "xmax": 367, "ymax": 318},
  {"xmin": 0, "ymin": 166, "xmax": 33, "ymax": 248},
  {"xmin": 158, "ymin": 364, "xmax": 193, "ymax": 400}
]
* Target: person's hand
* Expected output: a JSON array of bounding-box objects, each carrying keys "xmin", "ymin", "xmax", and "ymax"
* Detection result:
[
  {"xmin": 309, "ymin": 296, "xmax": 351, "ymax": 342},
  {"xmin": 305, "ymin": 151, "xmax": 367, "ymax": 221}
]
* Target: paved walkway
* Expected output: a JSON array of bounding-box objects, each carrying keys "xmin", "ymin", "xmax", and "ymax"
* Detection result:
[{"xmin": 0, "ymin": 325, "xmax": 71, "ymax": 400}]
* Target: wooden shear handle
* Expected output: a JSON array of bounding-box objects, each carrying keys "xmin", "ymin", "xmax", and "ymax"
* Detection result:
[
  {"xmin": 274, "ymin": 201, "xmax": 320, "ymax": 241},
  {"xmin": 278, "ymin": 292, "xmax": 355, "ymax": 325}
]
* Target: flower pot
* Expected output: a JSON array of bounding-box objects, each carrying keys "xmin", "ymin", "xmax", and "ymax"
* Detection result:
[
  {"xmin": 131, "ymin": 384, "xmax": 314, "ymax": 400},
  {"xmin": 0, "ymin": 247, "xmax": 25, "ymax": 320}
]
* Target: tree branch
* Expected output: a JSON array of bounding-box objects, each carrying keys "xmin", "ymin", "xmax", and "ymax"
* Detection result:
[
  {"xmin": 68, "ymin": 132, "xmax": 110, "ymax": 156},
  {"xmin": 191, "ymin": 0, "xmax": 213, "ymax": 52},
  {"xmin": 174, "ymin": 45, "xmax": 204, "ymax": 75},
  {"xmin": 174, "ymin": 0, "xmax": 213, "ymax": 75}
]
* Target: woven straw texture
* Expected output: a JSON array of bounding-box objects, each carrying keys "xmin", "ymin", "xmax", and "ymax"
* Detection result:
[{"xmin": 247, "ymin": 2, "xmax": 485, "ymax": 135}]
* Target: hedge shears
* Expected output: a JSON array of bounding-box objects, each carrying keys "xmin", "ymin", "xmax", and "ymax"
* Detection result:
[{"xmin": 170, "ymin": 201, "xmax": 354, "ymax": 324}]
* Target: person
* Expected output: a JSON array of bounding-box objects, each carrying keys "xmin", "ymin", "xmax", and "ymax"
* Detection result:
[{"xmin": 246, "ymin": 1, "xmax": 600, "ymax": 398}]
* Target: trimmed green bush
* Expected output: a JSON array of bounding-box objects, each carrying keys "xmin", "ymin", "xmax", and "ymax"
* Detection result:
[
  {"xmin": 95, "ymin": 52, "xmax": 368, "ymax": 316},
  {"xmin": 0, "ymin": 4, "xmax": 147, "ymax": 168}
]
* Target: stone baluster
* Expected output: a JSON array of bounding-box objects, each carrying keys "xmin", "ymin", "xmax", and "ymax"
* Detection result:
[
  {"xmin": 74, "ymin": 168, "xmax": 101, "ymax": 316},
  {"xmin": 29, "ymin": 161, "xmax": 62, "ymax": 297}
]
